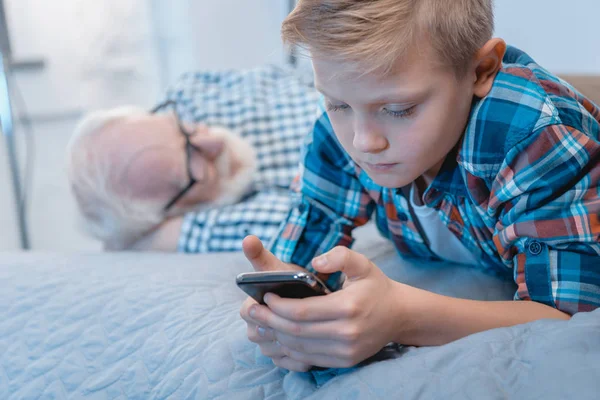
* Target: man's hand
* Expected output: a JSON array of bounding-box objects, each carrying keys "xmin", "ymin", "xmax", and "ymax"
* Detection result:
[
  {"xmin": 246, "ymin": 245, "xmax": 411, "ymax": 370},
  {"xmin": 239, "ymin": 236, "xmax": 311, "ymax": 371}
]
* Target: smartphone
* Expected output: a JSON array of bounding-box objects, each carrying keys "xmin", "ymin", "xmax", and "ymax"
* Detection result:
[{"xmin": 236, "ymin": 271, "xmax": 331, "ymax": 304}]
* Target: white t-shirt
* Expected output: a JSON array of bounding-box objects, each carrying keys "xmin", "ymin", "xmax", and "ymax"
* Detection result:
[{"xmin": 410, "ymin": 184, "xmax": 480, "ymax": 266}]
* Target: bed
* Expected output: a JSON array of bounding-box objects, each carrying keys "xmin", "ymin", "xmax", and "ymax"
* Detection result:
[{"xmin": 1, "ymin": 225, "xmax": 599, "ymax": 399}]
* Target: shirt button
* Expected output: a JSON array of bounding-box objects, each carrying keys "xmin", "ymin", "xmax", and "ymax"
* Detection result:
[
  {"xmin": 528, "ymin": 240, "xmax": 543, "ymax": 256},
  {"xmin": 298, "ymin": 203, "xmax": 307, "ymax": 213},
  {"xmin": 397, "ymin": 212, "xmax": 408, "ymax": 221}
]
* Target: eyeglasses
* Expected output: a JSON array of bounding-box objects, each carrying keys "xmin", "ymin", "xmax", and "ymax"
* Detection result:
[{"xmin": 150, "ymin": 100, "xmax": 204, "ymax": 212}]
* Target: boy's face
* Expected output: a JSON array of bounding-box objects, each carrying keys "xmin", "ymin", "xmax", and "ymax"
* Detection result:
[{"xmin": 313, "ymin": 46, "xmax": 476, "ymax": 189}]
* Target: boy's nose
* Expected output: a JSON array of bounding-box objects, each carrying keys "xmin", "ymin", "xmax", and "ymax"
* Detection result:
[{"xmin": 352, "ymin": 125, "xmax": 388, "ymax": 155}]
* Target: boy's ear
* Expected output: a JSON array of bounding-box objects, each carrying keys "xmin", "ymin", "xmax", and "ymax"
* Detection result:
[{"xmin": 473, "ymin": 38, "xmax": 507, "ymax": 98}]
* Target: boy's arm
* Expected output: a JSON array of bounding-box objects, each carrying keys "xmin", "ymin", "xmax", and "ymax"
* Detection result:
[
  {"xmin": 492, "ymin": 124, "xmax": 600, "ymax": 316},
  {"xmin": 269, "ymin": 100, "xmax": 376, "ymax": 289},
  {"xmin": 390, "ymin": 283, "xmax": 570, "ymax": 346},
  {"xmin": 393, "ymin": 123, "xmax": 598, "ymax": 346}
]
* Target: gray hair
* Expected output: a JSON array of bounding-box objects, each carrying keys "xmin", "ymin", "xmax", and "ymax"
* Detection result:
[{"xmin": 66, "ymin": 106, "xmax": 165, "ymax": 250}]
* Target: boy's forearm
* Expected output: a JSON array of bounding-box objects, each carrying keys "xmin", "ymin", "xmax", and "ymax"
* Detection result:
[{"xmin": 392, "ymin": 282, "xmax": 570, "ymax": 347}]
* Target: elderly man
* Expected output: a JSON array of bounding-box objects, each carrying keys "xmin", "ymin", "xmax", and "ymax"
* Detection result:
[{"xmin": 67, "ymin": 65, "xmax": 319, "ymax": 252}]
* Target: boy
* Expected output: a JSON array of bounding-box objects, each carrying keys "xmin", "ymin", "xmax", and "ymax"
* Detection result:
[{"xmin": 240, "ymin": 0, "xmax": 600, "ymax": 372}]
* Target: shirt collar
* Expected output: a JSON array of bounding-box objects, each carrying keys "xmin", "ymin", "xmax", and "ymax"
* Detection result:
[{"xmin": 422, "ymin": 137, "xmax": 468, "ymax": 207}]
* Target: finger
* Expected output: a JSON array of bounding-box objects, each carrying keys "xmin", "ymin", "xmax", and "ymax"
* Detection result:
[
  {"xmin": 273, "ymin": 331, "xmax": 346, "ymax": 357},
  {"xmin": 281, "ymin": 347, "xmax": 356, "ymax": 369},
  {"xmin": 259, "ymin": 341, "xmax": 286, "ymax": 358},
  {"xmin": 273, "ymin": 356, "xmax": 312, "ymax": 372},
  {"xmin": 311, "ymin": 246, "xmax": 374, "ymax": 282},
  {"xmin": 241, "ymin": 303, "xmax": 271, "ymax": 327},
  {"xmin": 246, "ymin": 324, "xmax": 276, "ymax": 343},
  {"xmin": 251, "ymin": 304, "xmax": 347, "ymax": 340},
  {"xmin": 264, "ymin": 292, "xmax": 358, "ymax": 322},
  {"xmin": 239, "ymin": 297, "xmax": 261, "ymax": 325},
  {"xmin": 247, "ymin": 323, "xmax": 276, "ymax": 343},
  {"xmin": 242, "ymin": 236, "xmax": 283, "ymax": 272}
]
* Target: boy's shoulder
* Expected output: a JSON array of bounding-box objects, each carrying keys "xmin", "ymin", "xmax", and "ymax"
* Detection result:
[{"xmin": 461, "ymin": 46, "xmax": 600, "ymax": 177}]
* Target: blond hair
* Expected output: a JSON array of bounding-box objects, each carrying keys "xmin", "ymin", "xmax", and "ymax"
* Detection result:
[{"xmin": 282, "ymin": 0, "xmax": 494, "ymax": 76}]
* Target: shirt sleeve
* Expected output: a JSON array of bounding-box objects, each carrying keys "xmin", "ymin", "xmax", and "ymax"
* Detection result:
[
  {"xmin": 492, "ymin": 124, "xmax": 600, "ymax": 315},
  {"xmin": 269, "ymin": 99, "xmax": 376, "ymax": 290}
]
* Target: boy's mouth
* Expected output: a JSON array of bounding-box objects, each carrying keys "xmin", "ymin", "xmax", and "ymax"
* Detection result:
[{"xmin": 364, "ymin": 162, "xmax": 399, "ymax": 172}]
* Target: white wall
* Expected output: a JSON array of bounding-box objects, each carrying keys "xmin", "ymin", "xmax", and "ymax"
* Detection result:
[
  {"xmin": 4, "ymin": 0, "xmax": 289, "ymax": 117},
  {"xmin": 150, "ymin": 0, "xmax": 289, "ymax": 90},
  {"xmin": 5, "ymin": 0, "xmax": 162, "ymax": 116},
  {"xmin": 9, "ymin": 0, "xmax": 596, "ymax": 117},
  {"xmin": 494, "ymin": 0, "xmax": 600, "ymax": 74}
]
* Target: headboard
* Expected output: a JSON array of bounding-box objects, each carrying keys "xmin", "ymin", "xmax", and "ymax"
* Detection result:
[{"xmin": 560, "ymin": 75, "xmax": 600, "ymax": 105}]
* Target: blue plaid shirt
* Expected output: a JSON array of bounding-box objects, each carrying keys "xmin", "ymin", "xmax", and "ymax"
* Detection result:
[{"xmin": 270, "ymin": 46, "xmax": 600, "ymax": 316}]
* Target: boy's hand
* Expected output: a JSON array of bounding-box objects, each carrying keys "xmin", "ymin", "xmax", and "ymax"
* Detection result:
[
  {"xmin": 239, "ymin": 236, "xmax": 311, "ymax": 371},
  {"xmin": 240, "ymin": 297, "xmax": 312, "ymax": 372},
  {"xmin": 247, "ymin": 246, "xmax": 410, "ymax": 370}
]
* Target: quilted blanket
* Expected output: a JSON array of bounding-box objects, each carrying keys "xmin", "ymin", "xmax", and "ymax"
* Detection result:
[{"xmin": 1, "ymin": 243, "xmax": 599, "ymax": 399}]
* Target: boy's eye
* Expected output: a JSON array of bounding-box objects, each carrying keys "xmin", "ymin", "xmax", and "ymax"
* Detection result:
[
  {"xmin": 382, "ymin": 105, "xmax": 416, "ymax": 118},
  {"xmin": 326, "ymin": 102, "xmax": 350, "ymax": 112}
]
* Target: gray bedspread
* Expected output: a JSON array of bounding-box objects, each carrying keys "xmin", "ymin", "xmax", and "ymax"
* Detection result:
[{"xmin": 1, "ymin": 241, "xmax": 598, "ymax": 399}]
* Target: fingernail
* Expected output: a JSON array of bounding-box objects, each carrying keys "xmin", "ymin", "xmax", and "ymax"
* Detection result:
[
  {"xmin": 263, "ymin": 293, "xmax": 272, "ymax": 304},
  {"xmin": 257, "ymin": 326, "xmax": 266, "ymax": 337},
  {"xmin": 249, "ymin": 306, "xmax": 257, "ymax": 318},
  {"xmin": 312, "ymin": 255, "xmax": 328, "ymax": 268}
]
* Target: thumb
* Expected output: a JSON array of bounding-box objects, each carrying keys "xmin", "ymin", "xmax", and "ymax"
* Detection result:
[
  {"xmin": 242, "ymin": 235, "xmax": 284, "ymax": 272},
  {"xmin": 311, "ymin": 246, "xmax": 373, "ymax": 281}
]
